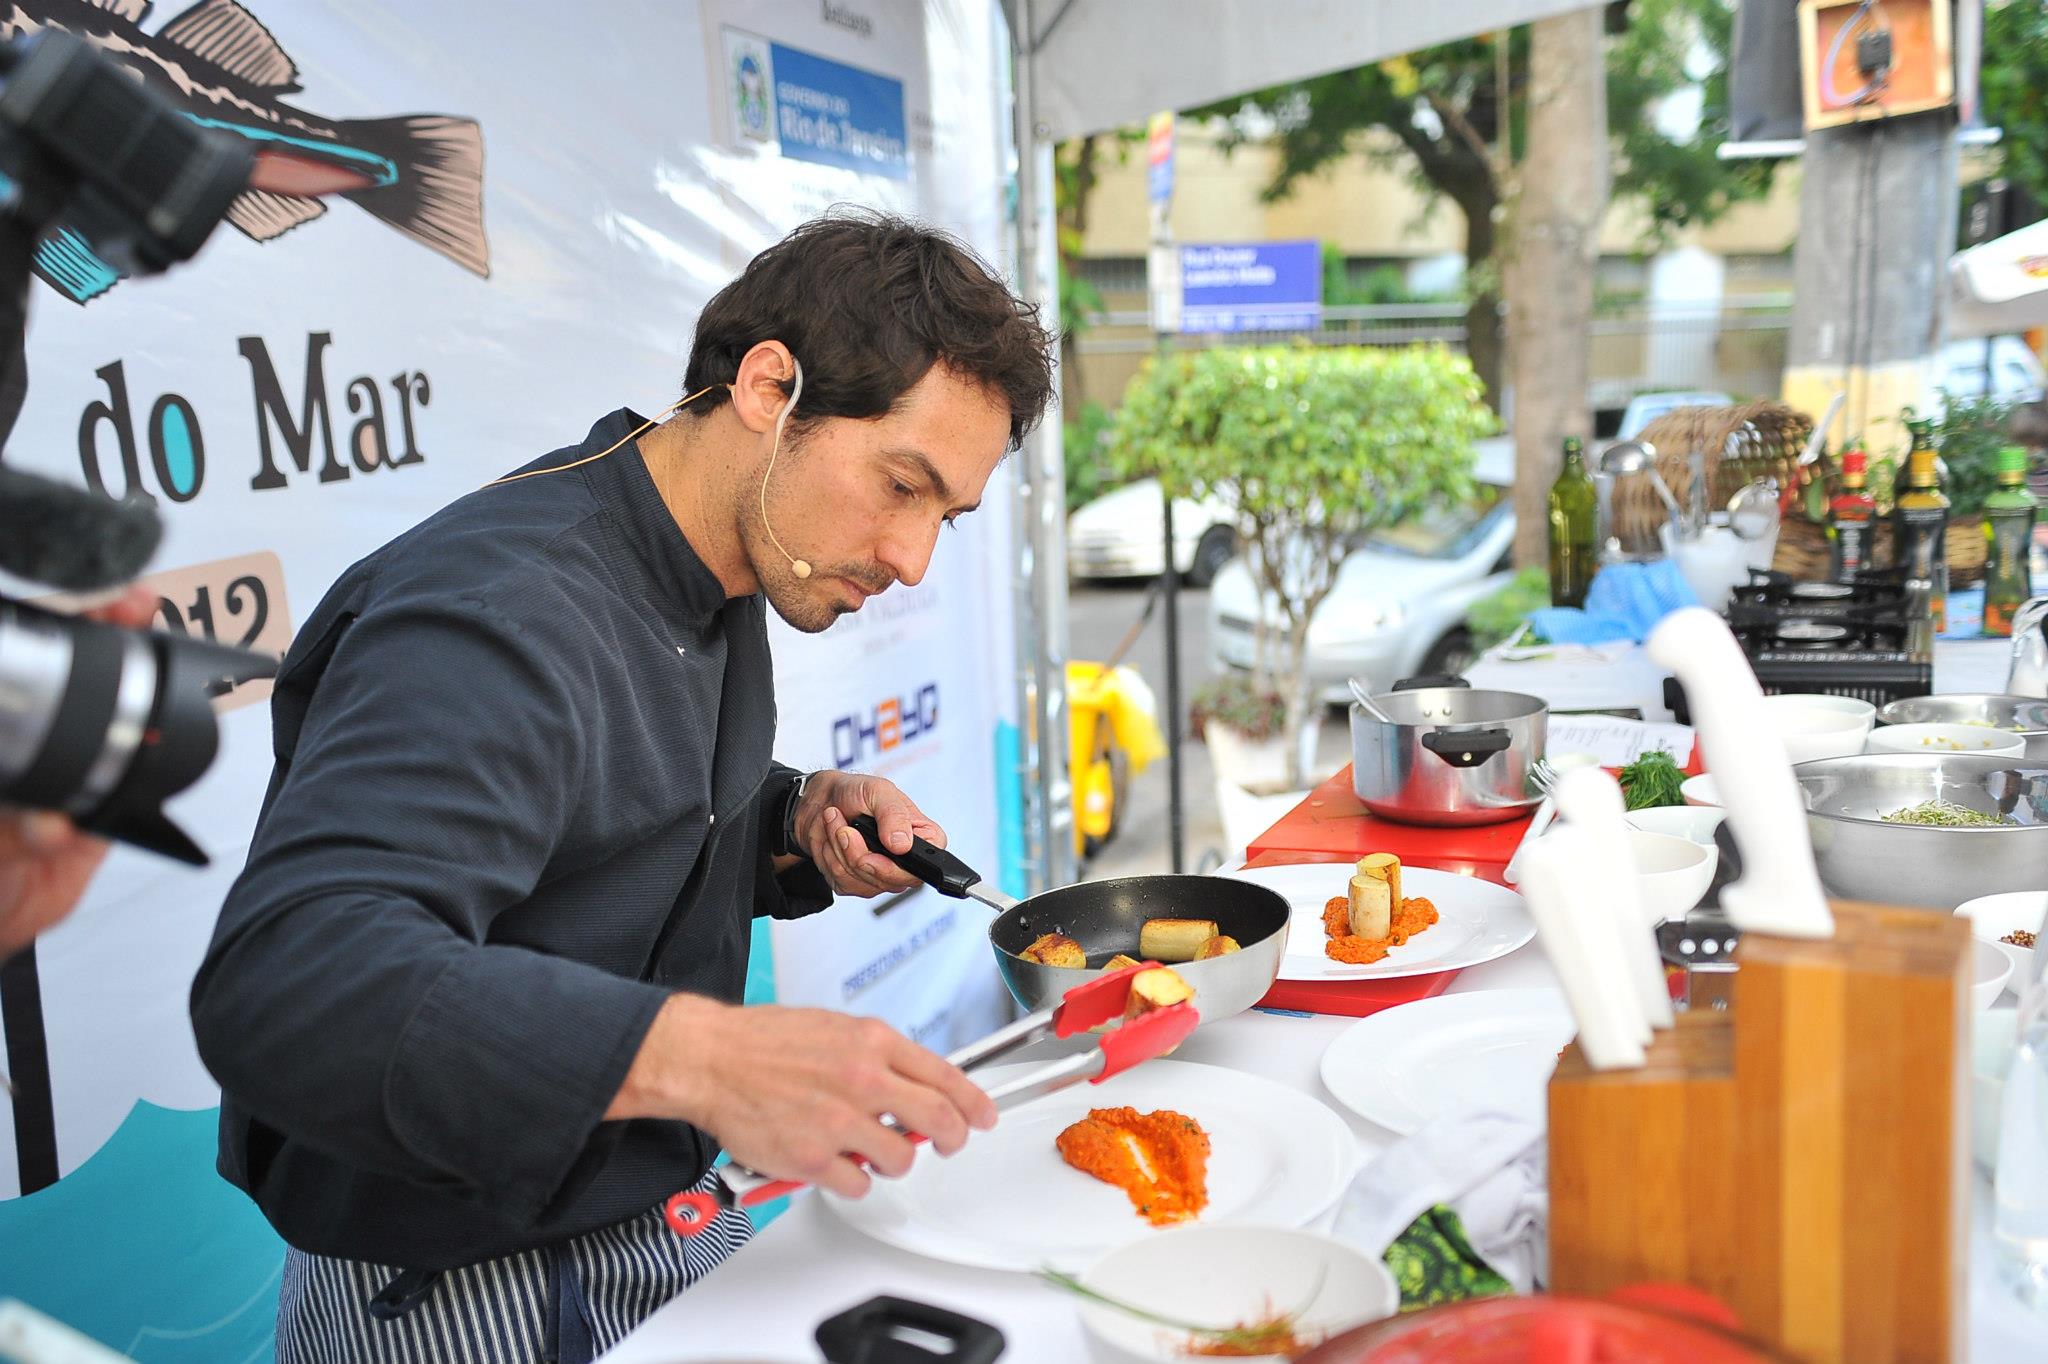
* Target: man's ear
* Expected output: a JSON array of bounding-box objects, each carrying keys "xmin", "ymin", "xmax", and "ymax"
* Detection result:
[{"xmin": 730, "ymin": 341, "xmax": 798, "ymax": 434}]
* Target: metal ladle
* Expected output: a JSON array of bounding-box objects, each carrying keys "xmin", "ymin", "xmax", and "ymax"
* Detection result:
[
  {"xmin": 1601, "ymin": 440, "xmax": 1692, "ymax": 541},
  {"xmin": 1347, "ymin": 676, "xmax": 1397, "ymax": 725},
  {"xmin": 1727, "ymin": 479, "xmax": 1780, "ymax": 542}
]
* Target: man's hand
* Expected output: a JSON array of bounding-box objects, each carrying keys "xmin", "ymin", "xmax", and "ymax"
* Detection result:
[
  {"xmin": 0, "ymin": 585, "xmax": 159, "ymax": 958},
  {"xmin": 608, "ymin": 995, "xmax": 998, "ymax": 1199},
  {"xmin": 789, "ymin": 771, "xmax": 945, "ymax": 898}
]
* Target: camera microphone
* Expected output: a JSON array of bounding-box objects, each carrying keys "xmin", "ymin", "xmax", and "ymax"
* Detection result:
[{"xmin": 0, "ymin": 464, "xmax": 161, "ymax": 591}]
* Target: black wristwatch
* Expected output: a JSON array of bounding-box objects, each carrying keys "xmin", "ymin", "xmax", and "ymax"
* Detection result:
[{"xmin": 775, "ymin": 770, "xmax": 814, "ymax": 859}]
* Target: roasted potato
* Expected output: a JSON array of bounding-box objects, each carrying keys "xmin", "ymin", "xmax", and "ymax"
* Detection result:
[
  {"xmin": 1138, "ymin": 918, "xmax": 1219, "ymax": 963},
  {"xmin": 1101, "ymin": 953, "xmax": 1144, "ymax": 973},
  {"xmin": 1122, "ymin": 965, "xmax": 1196, "ymax": 1020},
  {"xmin": 1356, "ymin": 852, "xmax": 1402, "ymax": 908},
  {"xmin": 1347, "ymin": 873, "xmax": 1392, "ymax": 939},
  {"xmin": 1192, "ymin": 934, "xmax": 1241, "ymax": 960},
  {"xmin": 1020, "ymin": 932, "xmax": 1087, "ymax": 967}
]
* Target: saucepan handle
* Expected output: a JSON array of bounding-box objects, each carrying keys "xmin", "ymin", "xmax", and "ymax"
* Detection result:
[
  {"xmin": 1393, "ymin": 673, "xmax": 1470, "ymax": 692},
  {"xmin": 815, "ymin": 1295, "xmax": 1006, "ymax": 1364},
  {"xmin": 848, "ymin": 813, "xmax": 988, "ymax": 902},
  {"xmin": 1421, "ymin": 727, "xmax": 1511, "ymax": 767}
]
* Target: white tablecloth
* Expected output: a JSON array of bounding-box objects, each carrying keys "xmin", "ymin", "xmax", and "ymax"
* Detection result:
[{"xmin": 602, "ymin": 934, "xmax": 2042, "ymax": 1362}]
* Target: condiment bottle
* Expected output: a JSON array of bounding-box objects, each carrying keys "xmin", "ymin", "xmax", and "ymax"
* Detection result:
[
  {"xmin": 1983, "ymin": 445, "xmax": 2039, "ymax": 636},
  {"xmin": 1827, "ymin": 449, "xmax": 1878, "ymax": 579},
  {"xmin": 1895, "ymin": 444, "xmax": 1950, "ymax": 635}
]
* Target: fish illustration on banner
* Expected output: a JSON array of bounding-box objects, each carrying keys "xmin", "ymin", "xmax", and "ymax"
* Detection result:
[{"xmin": 2, "ymin": 0, "xmax": 490, "ymax": 302}]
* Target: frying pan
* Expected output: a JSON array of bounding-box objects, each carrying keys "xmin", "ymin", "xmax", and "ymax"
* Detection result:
[{"xmin": 851, "ymin": 816, "xmax": 1290, "ymax": 1023}]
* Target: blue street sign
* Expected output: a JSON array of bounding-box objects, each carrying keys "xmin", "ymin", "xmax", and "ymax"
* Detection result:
[{"xmin": 1179, "ymin": 239, "xmax": 1322, "ymax": 334}]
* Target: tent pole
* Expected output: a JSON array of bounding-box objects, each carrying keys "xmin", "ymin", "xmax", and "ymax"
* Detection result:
[{"xmin": 1012, "ymin": 0, "xmax": 1075, "ymax": 895}]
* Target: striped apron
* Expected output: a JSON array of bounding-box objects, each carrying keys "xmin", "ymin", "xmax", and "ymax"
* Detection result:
[{"xmin": 275, "ymin": 1170, "xmax": 753, "ymax": 1364}]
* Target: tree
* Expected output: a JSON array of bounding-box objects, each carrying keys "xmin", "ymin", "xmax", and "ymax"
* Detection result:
[
  {"xmin": 1190, "ymin": 0, "xmax": 1775, "ymax": 416},
  {"xmin": 1980, "ymin": 1, "xmax": 2048, "ymax": 216},
  {"xmin": 1506, "ymin": 10, "xmax": 1610, "ymax": 570}
]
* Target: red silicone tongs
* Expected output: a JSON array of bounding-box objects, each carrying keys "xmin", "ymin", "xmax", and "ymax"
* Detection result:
[{"xmin": 663, "ymin": 962, "xmax": 1198, "ymax": 1236}]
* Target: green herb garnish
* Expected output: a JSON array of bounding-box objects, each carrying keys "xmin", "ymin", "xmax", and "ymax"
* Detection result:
[
  {"xmin": 1038, "ymin": 1265, "xmax": 1325, "ymax": 1355},
  {"xmin": 1617, "ymin": 750, "xmax": 1687, "ymax": 811},
  {"xmin": 1879, "ymin": 800, "xmax": 2016, "ymax": 828}
]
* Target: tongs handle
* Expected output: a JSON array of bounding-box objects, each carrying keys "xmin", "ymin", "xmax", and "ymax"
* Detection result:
[
  {"xmin": 848, "ymin": 813, "xmax": 986, "ymax": 901},
  {"xmin": 664, "ymin": 970, "xmax": 1198, "ymax": 1239}
]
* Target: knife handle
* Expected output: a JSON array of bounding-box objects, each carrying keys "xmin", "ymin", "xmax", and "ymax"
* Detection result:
[{"xmin": 1646, "ymin": 608, "xmax": 1833, "ymax": 939}]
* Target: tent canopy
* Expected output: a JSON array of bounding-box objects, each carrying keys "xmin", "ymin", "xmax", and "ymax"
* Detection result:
[
  {"xmin": 1950, "ymin": 219, "xmax": 2048, "ymax": 339},
  {"xmin": 1004, "ymin": 0, "xmax": 1601, "ymax": 141}
]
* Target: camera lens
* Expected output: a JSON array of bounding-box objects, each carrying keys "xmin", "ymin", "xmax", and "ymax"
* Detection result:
[{"xmin": 0, "ymin": 599, "xmax": 275, "ymax": 864}]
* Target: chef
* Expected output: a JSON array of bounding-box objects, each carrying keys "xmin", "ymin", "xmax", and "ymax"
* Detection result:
[{"xmin": 189, "ymin": 211, "xmax": 1057, "ymax": 1363}]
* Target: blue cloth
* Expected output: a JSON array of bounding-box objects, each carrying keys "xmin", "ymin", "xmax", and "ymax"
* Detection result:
[{"xmin": 1528, "ymin": 560, "xmax": 1701, "ymax": 645}]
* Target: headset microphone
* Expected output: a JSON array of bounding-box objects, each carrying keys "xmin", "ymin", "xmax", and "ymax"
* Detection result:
[{"xmin": 759, "ymin": 358, "xmax": 810, "ymax": 579}]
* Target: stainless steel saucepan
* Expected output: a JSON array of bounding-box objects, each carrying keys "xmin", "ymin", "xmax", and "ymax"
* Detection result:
[{"xmin": 1349, "ymin": 674, "xmax": 1548, "ymax": 826}]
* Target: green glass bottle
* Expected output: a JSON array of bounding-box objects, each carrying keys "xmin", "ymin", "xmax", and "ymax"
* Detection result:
[
  {"xmin": 1547, "ymin": 436, "xmax": 1598, "ymax": 609},
  {"xmin": 1983, "ymin": 445, "xmax": 2038, "ymax": 637}
]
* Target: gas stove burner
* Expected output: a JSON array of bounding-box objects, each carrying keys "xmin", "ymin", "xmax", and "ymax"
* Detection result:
[
  {"xmin": 1775, "ymin": 621, "xmax": 1852, "ymax": 646},
  {"xmin": 1789, "ymin": 582, "xmax": 1857, "ymax": 602}
]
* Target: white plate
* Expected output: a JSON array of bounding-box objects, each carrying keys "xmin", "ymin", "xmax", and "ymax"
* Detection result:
[
  {"xmin": 820, "ymin": 1059, "xmax": 1356, "ymax": 1272},
  {"xmin": 1318, "ymin": 988, "xmax": 1577, "ymax": 1134},
  {"xmin": 1213, "ymin": 863, "xmax": 1535, "ymax": 982}
]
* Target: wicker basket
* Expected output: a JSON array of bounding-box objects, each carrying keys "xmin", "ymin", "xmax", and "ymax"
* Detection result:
[
  {"xmin": 1774, "ymin": 505, "xmax": 1987, "ymax": 586},
  {"xmin": 1611, "ymin": 401, "xmax": 1815, "ymax": 558}
]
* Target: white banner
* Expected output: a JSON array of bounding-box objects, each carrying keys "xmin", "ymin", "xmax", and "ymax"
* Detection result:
[{"xmin": 0, "ymin": 2, "xmax": 1019, "ymax": 1357}]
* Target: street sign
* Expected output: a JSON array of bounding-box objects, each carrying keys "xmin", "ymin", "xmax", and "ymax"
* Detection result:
[
  {"xmin": 1146, "ymin": 111, "xmax": 1175, "ymax": 207},
  {"xmin": 1178, "ymin": 239, "xmax": 1323, "ymax": 334}
]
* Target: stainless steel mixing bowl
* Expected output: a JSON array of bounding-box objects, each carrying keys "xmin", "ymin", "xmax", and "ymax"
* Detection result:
[
  {"xmin": 1797, "ymin": 753, "xmax": 2048, "ymax": 909},
  {"xmin": 1876, "ymin": 694, "xmax": 2048, "ymax": 762}
]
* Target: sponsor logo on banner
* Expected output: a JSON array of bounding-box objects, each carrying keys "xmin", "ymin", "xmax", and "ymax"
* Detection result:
[
  {"xmin": 142, "ymin": 552, "xmax": 295, "ymax": 714},
  {"xmin": 725, "ymin": 29, "xmax": 775, "ymax": 143},
  {"xmin": 7, "ymin": 1, "xmax": 491, "ymax": 307},
  {"xmin": 721, "ymin": 26, "xmax": 907, "ymax": 180},
  {"xmin": 831, "ymin": 682, "xmax": 939, "ymax": 769}
]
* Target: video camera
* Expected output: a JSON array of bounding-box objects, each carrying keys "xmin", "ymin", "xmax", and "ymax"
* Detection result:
[{"xmin": 0, "ymin": 29, "xmax": 277, "ymax": 866}]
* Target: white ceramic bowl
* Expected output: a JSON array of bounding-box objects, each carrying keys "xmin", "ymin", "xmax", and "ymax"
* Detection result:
[
  {"xmin": 1973, "ymin": 1007, "xmax": 2019, "ymax": 1173},
  {"xmin": 1628, "ymin": 829, "xmax": 1716, "ymax": 923},
  {"xmin": 1763, "ymin": 693, "xmax": 1876, "ymax": 765},
  {"xmin": 1867, "ymin": 723, "xmax": 2029, "ymax": 760},
  {"xmin": 1625, "ymin": 805, "xmax": 1727, "ymax": 847},
  {"xmin": 1972, "ymin": 937, "xmax": 2015, "ymax": 1012},
  {"xmin": 1956, "ymin": 890, "xmax": 2045, "ymax": 993},
  {"xmin": 1077, "ymin": 1225, "xmax": 1398, "ymax": 1364},
  {"xmin": 1681, "ymin": 773, "xmax": 1721, "ymax": 808}
]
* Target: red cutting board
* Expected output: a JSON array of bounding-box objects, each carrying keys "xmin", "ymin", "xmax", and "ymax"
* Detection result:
[
  {"xmin": 1246, "ymin": 749, "xmax": 1708, "ymax": 876},
  {"xmin": 1244, "ymin": 767, "xmax": 1526, "ymax": 880}
]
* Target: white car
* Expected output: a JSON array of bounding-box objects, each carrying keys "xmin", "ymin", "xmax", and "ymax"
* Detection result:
[
  {"xmin": 1207, "ymin": 439, "xmax": 1518, "ymax": 703},
  {"xmin": 1067, "ymin": 478, "xmax": 1239, "ymax": 585},
  {"xmin": 1935, "ymin": 334, "xmax": 2046, "ymax": 406},
  {"xmin": 1617, "ymin": 390, "xmax": 1732, "ymax": 440}
]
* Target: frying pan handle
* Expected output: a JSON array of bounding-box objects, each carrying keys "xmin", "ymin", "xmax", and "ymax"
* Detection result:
[{"xmin": 848, "ymin": 814, "xmax": 983, "ymax": 900}]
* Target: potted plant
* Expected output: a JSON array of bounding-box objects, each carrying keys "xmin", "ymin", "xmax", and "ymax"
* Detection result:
[
  {"xmin": 1187, "ymin": 672, "xmax": 1291, "ymax": 789},
  {"xmin": 1110, "ymin": 344, "xmax": 1496, "ymax": 792}
]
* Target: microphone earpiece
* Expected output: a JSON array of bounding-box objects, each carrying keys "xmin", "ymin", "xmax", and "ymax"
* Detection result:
[{"xmin": 760, "ymin": 358, "xmax": 811, "ymax": 581}]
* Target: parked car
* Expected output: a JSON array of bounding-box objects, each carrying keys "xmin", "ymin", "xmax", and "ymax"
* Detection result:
[
  {"xmin": 1067, "ymin": 478, "xmax": 1239, "ymax": 585},
  {"xmin": 1207, "ymin": 439, "xmax": 1517, "ymax": 704},
  {"xmin": 1935, "ymin": 334, "xmax": 2046, "ymax": 406},
  {"xmin": 1616, "ymin": 390, "xmax": 1733, "ymax": 440}
]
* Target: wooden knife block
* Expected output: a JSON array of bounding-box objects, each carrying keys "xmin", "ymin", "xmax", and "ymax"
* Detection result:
[{"xmin": 1549, "ymin": 901, "xmax": 1973, "ymax": 1363}]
